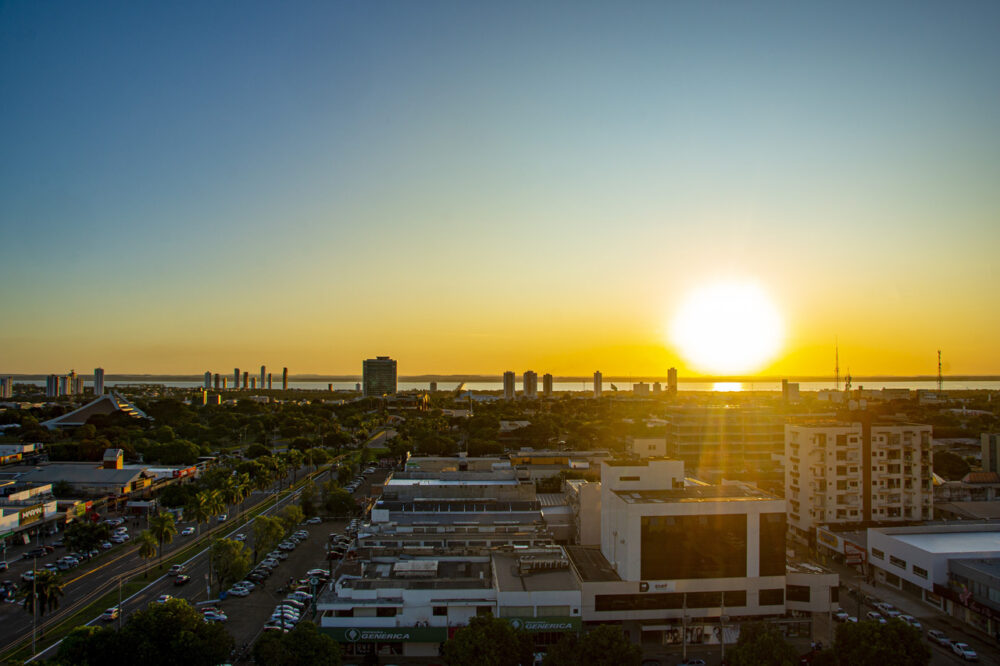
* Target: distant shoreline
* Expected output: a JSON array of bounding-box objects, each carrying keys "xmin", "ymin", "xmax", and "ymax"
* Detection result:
[{"xmin": 5, "ymin": 373, "xmax": 1000, "ymax": 383}]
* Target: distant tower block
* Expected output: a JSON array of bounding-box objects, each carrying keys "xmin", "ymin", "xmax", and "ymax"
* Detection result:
[
  {"xmin": 523, "ymin": 371, "xmax": 538, "ymax": 398},
  {"xmin": 593, "ymin": 371, "xmax": 603, "ymax": 398},
  {"xmin": 222, "ymin": 376, "xmax": 228, "ymax": 389},
  {"xmin": 267, "ymin": 373, "xmax": 272, "ymax": 390},
  {"xmin": 203, "ymin": 371, "xmax": 212, "ymax": 390},
  {"xmin": 282, "ymin": 367, "xmax": 288, "ymax": 391},
  {"xmin": 250, "ymin": 376, "xmax": 257, "ymax": 389},
  {"xmin": 260, "ymin": 365, "xmax": 266, "ymax": 388},
  {"xmin": 542, "ymin": 373, "xmax": 553, "ymax": 397},
  {"xmin": 242, "ymin": 371, "xmax": 249, "ymax": 390},
  {"xmin": 94, "ymin": 367, "xmax": 105, "ymax": 396},
  {"xmin": 667, "ymin": 368, "xmax": 678, "ymax": 394},
  {"xmin": 430, "ymin": 381, "xmax": 437, "ymax": 392},
  {"xmin": 503, "ymin": 371, "xmax": 515, "ymax": 401},
  {"xmin": 234, "ymin": 368, "xmax": 240, "ymax": 389},
  {"xmin": 214, "ymin": 373, "xmax": 220, "ymax": 390}
]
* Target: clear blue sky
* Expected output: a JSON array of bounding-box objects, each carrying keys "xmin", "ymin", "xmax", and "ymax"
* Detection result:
[{"xmin": 2, "ymin": 2, "xmax": 999, "ymax": 375}]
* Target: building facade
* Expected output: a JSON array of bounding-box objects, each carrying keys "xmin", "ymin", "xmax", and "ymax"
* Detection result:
[
  {"xmin": 523, "ymin": 371, "xmax": 538, "ymax": 399},
  {"xmin": 362, "ymin": 357, "xmax": 397, "ymax": 397},
  {"xmin": 786, "ymin": 420, "xmax": 933, "ymax": 541},
  {"xmin": 503, "ymin": 371, "xmax": 516, "ymax": 401},
  {"xmin": 593, "ymin": 371, "xmax": 602, "ymax": 398}
]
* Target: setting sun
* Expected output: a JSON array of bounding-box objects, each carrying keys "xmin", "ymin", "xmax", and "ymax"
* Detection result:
[{"xmin": 669, "ymin": 281, "xmax": 784, "ymax": 375}]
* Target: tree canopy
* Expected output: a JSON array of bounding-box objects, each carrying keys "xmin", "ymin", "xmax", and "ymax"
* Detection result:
[
  {"xmin": 727, "ymin": 622, "xmax": 798, "ymax": 666},
  {"xmin": 817, "ymin": 619, "xmax": 930, "ymax": 666},
  {"xmin": 543, "ymin": 624, "xmax": 641, "ymax": 666},
  {"xmin": 442, "ymin": 615, "xmax": 533, "ymax": 666},
  {"xmin": 252, "ymin": 621, "xmax": 341, "ymax": 666}
]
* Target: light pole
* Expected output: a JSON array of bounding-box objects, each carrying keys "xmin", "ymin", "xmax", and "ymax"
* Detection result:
[{"xmin": 31, "ymin": 556, "xmax": 37, "ymax": 654}]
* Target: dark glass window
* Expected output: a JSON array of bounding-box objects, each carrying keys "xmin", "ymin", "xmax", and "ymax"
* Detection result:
[
  {"xmin": 759, "ymin": 513, "xmax": 786, "ymax": 576},
  {"xmin": 433, "ymin": 606, "xmax": 447, "ymax": 616},
  {"xmin": 786, "ymin": 585, "xmax": 811, "ymax": 602},
  {"xmin": 641, "ymin": 515, "xmax": 747, "ymax": 580},
  {"xmin": 595, "ymin": 593, "xmax": 684, "ymax": 612},
  {"xmin": 759, "ymin": 588, "xmax": 784, "ymax": 606}
]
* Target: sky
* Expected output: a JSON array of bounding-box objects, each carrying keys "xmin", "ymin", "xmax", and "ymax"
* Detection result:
[{"xmin": 2, "ymin": 1, "xmax": 999, "ymax": 377}]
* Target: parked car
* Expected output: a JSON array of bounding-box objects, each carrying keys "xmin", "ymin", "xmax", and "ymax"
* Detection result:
[
  {"xmin": 21, "ymin": 571, "xmax": 36, "ymax": 582},
  {"xmin": 203, "ymin": 610, "xmax": 228, "ymax": 623},
  {"xmin": 101, "ymin": 606, "xmax": 120, "ymax": 621},
  {"xmin": 0, "ymin": 562, "xmax": 10, "ymax": 572},
  {"xmin": 181, "ymin": 527, "xmax": 195, "ymax": 536},
  {"xmin": 227, "ymin": 586, "xmax": 250, "ymax": 597},
  {"xmin": 899, "ymin": 614, "xmax": 922, "ymax": 629},
  {"xmin": 866, "ymin": 611, "xmax": 887, "ymax": 624},
  {"xmin": 833, "ymin": 609, "xmax": 850, "ymax": 622},
  {"xmin": 873, "ymin": 601, "xmax": 896, "ymax": 614},
  {"xmin": 951, "ymin": 642, "xmax": 978, "ymax": 661},
  {"xmin": 281, "ymin": 598, "xmax": 305, "ymax": 610},
  {"xmin": 99, "ymin": 541, "xmax": 113, "ymax": 550},
  {"xmin": 926, "ymin": 629, "xmax": 951, "ymax": 646},
  {"xmin": 234, "ymin": 533, "xmax": 246, "ymax": 542},
  {"xmin": 236, "ymin": 580, "xmax": 255, "ymax": 591},
  {"xmin": 306, "ymin": 517, "xmax": 321, "ymax": 524},
  {"xmin": 287, "ymin": 590, "xmax": 313, "ymax": 602}
]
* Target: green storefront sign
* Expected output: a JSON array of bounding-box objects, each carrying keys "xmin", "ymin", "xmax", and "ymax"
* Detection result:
[
  {"xmin": 323, "ymin": 626, "xmax": 448, "ymax": 643},
  {"xmin": 504, "ymin": 617, "xmax": 581, "ymax": 633}
]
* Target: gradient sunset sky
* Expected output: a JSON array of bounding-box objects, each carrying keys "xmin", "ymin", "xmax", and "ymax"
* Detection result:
[{"xmin": 2, "ymin": 2, "xmax": 999, "ymax": 377}]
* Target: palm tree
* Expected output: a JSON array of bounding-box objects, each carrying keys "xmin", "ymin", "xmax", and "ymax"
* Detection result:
[
  {"xmin": 22, "ymin": 570, "xmax": 64, "ymax": 631},
  {"xmin": 184, "ymin": 493, "xmax": 211, "ymax": 536},
  {"xmin": 137, "ymin": 530, "xmax": 157, "ymax": 577},
  {"xmin": 148, "ymin": 512, "xmax": 177, "ymax": 568},
  {"xmin": 205, "ymin": 489, "xmax": 225, "ymax": 519},
  {"xmin": 235, "ymin": 473, "xmax": 252, "ymax": 517}
]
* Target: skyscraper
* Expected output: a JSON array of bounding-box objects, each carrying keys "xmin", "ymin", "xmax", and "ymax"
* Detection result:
[
  {"xmin": 362, "ymin": 357, "xmax": 397, "ymax": 397},
  {"xmin": 593, "ymin": 371, "xmax": 603, "ymax": 398},
  {"xmin": 667, "ymin": 367, "xmax": 678, "ymax": 394},
  {"xmin": 242, "ymin": 371, "xmax": 249, "ymax": 390},
  {"xmin": 282, "ymin": 367, "xmax": 288, "ymax": 391},
  {"xmin": 0, "ymin": 376, "xmax": 12, "ymax": 399},
  {"xmin": 203, "ymin": 371, "xmax": 212, "ymax": 390},
  {"xmin": 59, "ymin": 375, "xmax": 70, "ymax": 396},
  {"xmin": 68, "ymin": 370, "xmax": 79, "ymax": 395},
  {"xmin": 522, "ymin": 371, "xmax": 538, "ymax": 399},
  {"xmin": 214, "ymin": 373, "xmax": 220, "ymax": 390},
  {"xmin": 234, "ymin": 368, "xmax": 240, "ymax": 389},
  {"xmin": 503, "ymin": 371, "xmax": 515, "ymax": 401},
  {"xmin": 542, "ymin": 373, "xmax": 553, "ymax": 397},
  {"xmin": 260, "ymin": 365, "xmax": 266, "ymax": 388},
  {"xmin": 94, "ymin": 367, "xmax": 105, "ymax": 396},
  {"xmin": 251, "ymin": 376, "xmax": 257, "ymax": 389},
  {"xmin": 46, "ymin": 375, "xmax": 59, "ymax": 397},
  {"xmin": 267, "ymin": 373, "xmax": 272, "ymax": 390}
]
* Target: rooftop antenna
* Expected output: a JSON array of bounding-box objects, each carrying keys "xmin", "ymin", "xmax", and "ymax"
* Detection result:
[
  {"xmin": 835, "ymin": 338, "xmax": 840, "ymax": 390},
  {"xmin": 937, "ymin": 350, "xmax": 943, "ymax": 392}
]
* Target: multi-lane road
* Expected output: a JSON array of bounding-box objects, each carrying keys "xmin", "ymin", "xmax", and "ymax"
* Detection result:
[{"xmin": 0, "ymin": 465, "xmax": 330, "ymax": 661}]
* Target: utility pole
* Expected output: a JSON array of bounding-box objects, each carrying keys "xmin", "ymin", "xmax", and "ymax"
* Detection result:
[
  {"xmin": 31, "ymin": 556, "xmax": 37, "ymax": 654},
  {"xmin": 117, "ymin": 577, "xmax": 122, "ymax": 631},
  {"xmin": 681, "ymin": 595, "xmax": 688, "ymax": 661},
  {"xmin": 720, "ymin": 594, "xmax": 728, "ymax": 662}
]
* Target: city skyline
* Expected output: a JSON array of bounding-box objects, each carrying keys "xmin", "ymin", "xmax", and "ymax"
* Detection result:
[{"xmin": 2, "ymin": 2, "xmax": 999, "ymax": 376}]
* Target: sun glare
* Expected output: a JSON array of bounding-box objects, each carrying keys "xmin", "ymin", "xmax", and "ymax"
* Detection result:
[{"xmin": 670, "ymin": 281, "xmax": 784, "ymax": 375}]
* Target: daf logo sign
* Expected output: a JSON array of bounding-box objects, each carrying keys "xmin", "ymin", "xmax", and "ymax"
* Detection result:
[{"xmin": 345, "ymin": 628, "xmax": 361, "ymax": 642}]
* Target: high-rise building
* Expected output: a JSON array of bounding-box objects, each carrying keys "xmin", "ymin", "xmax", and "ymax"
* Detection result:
[
  {"xmin": 542, "ymin": 373, "xmax": 553, "ymax": 397},
  {"xmin": 0, "ymin": 376, "xmax": 12, "ymax": 399},
  {"xmin": 429, "ymin": 381, "xmax": 437, "ymax": 392},
  {"xmin": 214, "ymin": 373, "xmax": 221, "ymax": 390},
  {"xmin": 251, "ymin": 376, "xmax": 257, "ymax": 389},
  {"xmin": 982, "ymin": 433, "xmax": 1000, "ymax": 475},
  {"xmin": 502, "ymin": 371, "xmax": 515, "ymax": 401},
  {"xmin": 633, "ymin": 382, "xmax": 650, "ymax": 396},
  {"xmin": 593, "ymin": 371, "xmax": 602, "ymax": 398},
  {"xmin": 362, "ymin": 357, "xmax": 397, "ymax": 397},
  {"xmin": 523, "ymin": 371, "xmax": 538, "ymax": 399},
  {"xmin": 234, "ymin": 368, "xmax": 240, "ymax": 389},
  {"xmin": 73, "ymin": 375, "xmax": 84, "ymax": 395},
  {"xmin": 260, "ymin": 365, "xmax": 266, "ymax": 388},
  {"xmin": 94, "ymin": 368, "xmax": 105, "ymax": 396},
  {"xmin": 667, "ymin": 367, "xmax": 678, "ymax": 394},
  {"xmin": 59, "ymin": 375, "xmax": 70, "ymax": 396},
  {"xmin": 203, "ymin": 371, "xmax": 212, "ymax": 390},
  {"xmin": 781, "ymin": 379, "xmax": 800, "ymax": 403},
  {"xmin": 46, "ymin": 375, "xmax": 59, "ymax": 398},
  {"xmin": 242, "ymin": 371, "xmax": 249, "ymax": 390},
  {"xmin": 786, "ymin": 419, "xmax": 933, "ymax": 541},
  {"xmin": 222, "ymin": 377, "xmax": 228, "ymax": 389},
  {"xmin": 282, "ymin": 367, "xmax": 288, "ymax": 391},
  {"xmin": 652, "ymin": 382, "xmax": 662, "ymax": 394},
  {"xmin": 267, "ymin": 373, "xmax": 272, "ymax": 390}
]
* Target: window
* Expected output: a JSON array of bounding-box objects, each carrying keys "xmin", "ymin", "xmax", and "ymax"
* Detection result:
[
  {"xmin": 376, "ymin": 607, "xmax": 397, "ymax": 617},
  {"xmin": 759, "ymin": 589, "xmax": 784, "ymax": 606},
  {"xmin": 499, "ymin": 606, "xmax": 533, "ymax": 617},
  {"xmin": 759, "ymin": 513, "xmax": 786, "ymax": 577},
  {"xmin": 335, "ymin": 609, "xmax": 353, "ymax": 617},
  {"xmin": 433, "ymin": 606, "xmax": 447, "ymax": 616},
  {"xmin": 912, "ymin": 565, "xmax": 928, "ymax": 580},
  {"xmin": 537, "ymin": 605, "xmax": 570, "ymax": 617},
  {"xmin": 831, "ymin": 587, "xmax": 839, "ymax": 602},
  {"xmin": 620, "ymin": 476, "xmax": 640, "ymax": 482},
  {"xmin": 889, "ymin": 555, "xmax": 906, "ymax": 570},
  {"xmin": 477, "ymin": 606, "xmax": 493, "ymax": 616},
  {"xmin": 642, "ymin": 514, "xmax": 747, "ymax": 580},
  {"xmin": 786, "ymin": 585, "xmax": 811, "ymax": 603},
  {"xmin": 872, "ymin": 548, "xmax": 884, "ymax": 560},
  {"xmin": 595, "ymin": 593, "xmax": 684, "ymax": 612}
]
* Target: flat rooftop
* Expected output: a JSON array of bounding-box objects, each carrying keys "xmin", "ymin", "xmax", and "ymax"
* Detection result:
[
  {"xmin": 386, "ymin": 479, "xmax": 517, "ymax": 486},
  {"xmin": 613, "ymin": 485, "xmax": 778, "ymax": 504},
  {"xmin": 890, "ymin": 531, "xmax": 1000, "ymax": 554},
  {"xmin": 493, "ymin": 549, "xmax": 581, "ymax": 592},
  {"xmin": 565, "ymin": 546, "xmax": 621, "ymax": 582}
]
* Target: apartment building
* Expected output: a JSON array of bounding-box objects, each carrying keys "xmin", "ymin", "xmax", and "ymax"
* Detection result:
[{"xmin": 785, "ymin": 420, "xmax": 933, "ymax": 542}]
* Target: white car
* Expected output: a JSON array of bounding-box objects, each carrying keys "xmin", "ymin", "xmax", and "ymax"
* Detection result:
[
  {"xmin": 287, "ymin": 591, "xmax": 313, "ymax": 602},
  {"xmin": 833, "ymin": 610, "xmax": 850, "ymax": 622},
  {"xmin": 951, "ymin": 642, "xmax": 978, "ymax": 661},
  {"xmin": 306, "ymin": 517, "xmax": 321, "ymax": 524},
  {"xmin": 899, "ymin": 614, "xmax": 922, "ymax": 630},
  {"xmin": 181, "ymin": 527, "xmax": 196, "ymax": 536},
  {"xmin": 203, "ymin": 610, "xmax": 228, "ymax": 623},
  {"xmin": 227, "ymin": 586, "xmax": 250, "ymax": 597},
  {"xmin": 154, "ymin": 594, "xmax": 172, "ymax": 604},
  {"xmin": 169, "ymin": 564, "xmax": 186, "ymax": 575},
  {"xmin": 235, "ymin": 580, "xmax": 255, "ymax": 591},
  {"xmin": 234, "ymin": 533, "xmax": 246, "ymax": 542},
  {"xmin": 866, "ymin": 611, "xmax": 887, "ymax": 624},
  {"xmin": 100, "ymin": 606, "xmax": 120, "ymax": 621}
]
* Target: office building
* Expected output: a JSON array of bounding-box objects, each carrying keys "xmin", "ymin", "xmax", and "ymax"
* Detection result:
[
  {"xmin": 233, "ymin": 368, "xmax": 240, "ymax": 389},
  {"xmin": 983, "ymin": 433, "xmax": 1000, "ymax": 475},
  {"xmin": 503, "ymin": 371, "xmax": 515, "ymax": 401},
  {"xmin": 260, "ymin": 365, "xmax": 266, "ymax": 388},
  {"xmin": 362, "ymin": 356, "xmax": 397, "ymax": 397},
  {"xmin": 543, "ymin": 373, "xmax": 553, "ymax": 397},
  {"xmin": 93, "ymin": 368, "xmax": 105, "ymax": 396},
  {"xmin": 667, "ymin": 367, "xmax": 678, "ymax": 394},
  {"xmin": 523, "ymin": 370, "xmax": 538, "ymax": 399},
  {"xmin": 593, "ymin": 371, "xmax": 602, "ymax": 398},
  {"xmin": 665, "ymin": 407, "xmax": 785, "ymax": 485},
  {"xmin": 203, "ymin": 371, "xmax": 212, "ymax": 390},
  {"xmin": 282, "ymin": 367, "xmax": 288, "ymax": 391},
  {"xmin": 785, "ymin": 420, "xmax": 933, "ymax": 542},
  {"xmin": 242, "ymin": 371, "xmax": 249, "ymax": 390},
  {"xmin": 0, "ymin": 377, "xmax": 12, "ymax": 400}
]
